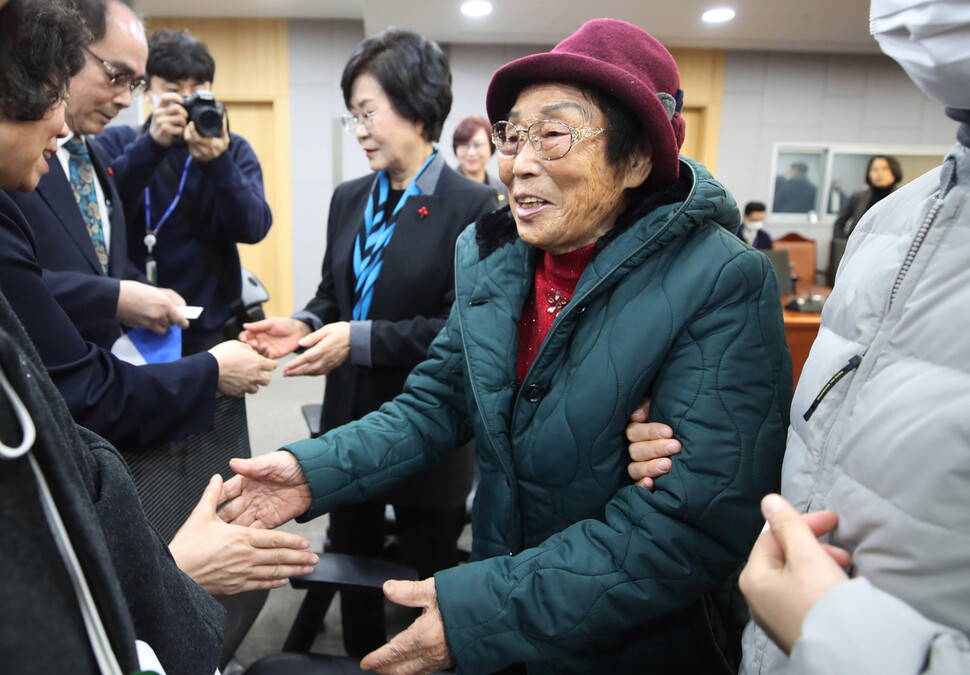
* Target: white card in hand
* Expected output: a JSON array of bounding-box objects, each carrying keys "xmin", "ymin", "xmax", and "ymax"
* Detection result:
[{"xmin": 178, "ymin": 305, "xmax": 204, "ymax": 320}]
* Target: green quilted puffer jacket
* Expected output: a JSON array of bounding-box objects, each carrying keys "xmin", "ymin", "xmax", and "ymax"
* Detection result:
[{"xmin": 287, "ymin": 158, "xmax": 792, "ymax": 673}]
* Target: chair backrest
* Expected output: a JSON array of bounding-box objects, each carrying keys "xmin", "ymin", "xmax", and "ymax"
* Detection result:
[
  {"xmin": 773, "ymin": 233, "xmax": 817, "ymax": 284},
  {"xmin": 764, "ymin": 249, "xmax": 794, "ymax": 296}
]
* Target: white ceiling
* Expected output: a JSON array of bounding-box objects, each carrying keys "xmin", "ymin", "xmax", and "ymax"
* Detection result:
[{"xmin": 139, "ymin": 0, "xmax": 879, "ymax": 54}]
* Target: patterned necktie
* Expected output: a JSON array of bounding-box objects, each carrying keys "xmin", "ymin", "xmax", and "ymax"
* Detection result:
[{"xmin": 64, "ymin": 136, "xmax": 109, "ymax": 275}]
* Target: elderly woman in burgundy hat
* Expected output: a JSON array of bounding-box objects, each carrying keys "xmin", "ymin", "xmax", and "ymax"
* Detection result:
[{"xmin": 223, "ymin": 18, "xmax": 791, "ymax": 674}]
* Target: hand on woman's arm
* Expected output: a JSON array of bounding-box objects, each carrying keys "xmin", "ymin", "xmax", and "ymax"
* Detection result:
[
  {"xmin": 625, "ymin": 398, "xmax": 682, "ymax": 489},
  {"xmin": 169, "ymin": 473, "xmax": 319, "ymax": 595}
]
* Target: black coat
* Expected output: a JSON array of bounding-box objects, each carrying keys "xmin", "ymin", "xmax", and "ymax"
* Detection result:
[
  {"xmin": 0, "ymin": 191, "xmax": 217, "ymax": 449},
  {"xmin": 296, "ymin": 157, "xmax": 499, "ymax": 507},
  {"xmin": 6, "ymin": 138, "xmax": 147, "ymax": 350},
  {"xmin": 0, "ymin": 290, "xmax": 224, "ymax": 674}
]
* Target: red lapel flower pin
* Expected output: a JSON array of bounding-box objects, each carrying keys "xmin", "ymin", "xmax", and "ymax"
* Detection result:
[{"xmin": 417, "ymin": 206, "xmax": 429, "ymax": 219}]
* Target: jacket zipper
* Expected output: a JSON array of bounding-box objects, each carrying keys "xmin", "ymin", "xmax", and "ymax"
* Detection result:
[
  {"xmin": 888, "ymin": 195, "xmax": 945, "ymax": 310},
  {"xmin": 803, "ymin": 354, "xmax": 863, "ymax": 421}
]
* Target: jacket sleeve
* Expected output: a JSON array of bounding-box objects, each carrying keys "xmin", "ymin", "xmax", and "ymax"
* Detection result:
[
  {"xmin": 788, "ymin": 578, "xmax": 970, "ymax": 674},
  {"xmin": 0, "ymin": 194, "xmax": 218, "ymax": 448},
  {"xmin": 197, "ymin": 134, "xmax": 272, "ymax": 245},
  {"xmin": 285, "ymin": 301, "xmax": 475, "ymax": 518},
  {"xmin": 433, "ymin": 247, "xmax": 792, "ymax": 672},
  {"xmin": 295, "ymin": 185, "xmax": 347, "ymax": 328},
  {"xmin": 366, "ymin": 189, "xmax": 500, "ymax": 368}
]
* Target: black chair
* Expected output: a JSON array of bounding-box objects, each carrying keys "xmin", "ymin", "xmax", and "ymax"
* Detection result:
[{"xmin": 764, "ymin": 248, "xmax": 794, "ymax": 296}]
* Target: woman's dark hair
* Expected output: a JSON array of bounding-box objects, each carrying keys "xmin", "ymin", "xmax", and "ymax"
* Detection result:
[
  {"xmin": 865, "ymin": 155, "xmax": 903, "ymax": 188},
  {"xmin": 147, "ymin": 29, "xmax": 216, "ymax": 85},
  {"xmin": 452, "ymin": 114, "xmax": 494, "ymax": 155},
  {"xmin": 340, "ymin": 28, "xmax": 452, "ymax": 142},
  {"xmin": 0, "ymin": 0, "xmax": 88, "ymax": 121}
]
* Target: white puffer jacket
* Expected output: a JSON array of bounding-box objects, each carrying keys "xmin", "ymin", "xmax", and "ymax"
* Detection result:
[{"xmin": 742, "ymin": 142, "xmax": 970, "ymax": 674}]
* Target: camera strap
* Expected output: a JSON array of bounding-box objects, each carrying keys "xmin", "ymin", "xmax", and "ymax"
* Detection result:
[{"xmin": 155, "ymin": 155, "xmax": 250, "ymax": 327}]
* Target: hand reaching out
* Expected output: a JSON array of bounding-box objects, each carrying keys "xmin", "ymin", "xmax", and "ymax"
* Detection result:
[
  {"xmin": 218, "ymin": 451, "xmax": 313, "ymax": 529},
  {"xmin": 360, "ymin": 578, "xmax": 454, "ymax": 675},
  {"xmin": 283, "ymin": 321, "xmax": 351, "ymax": 377},
  {"xmin": 238, "ymin": 316, "xmax": 311, "ymax": 359},
  {"xmin": 169, "ymin": 474, "xmax": 319, "ymax": 595}
]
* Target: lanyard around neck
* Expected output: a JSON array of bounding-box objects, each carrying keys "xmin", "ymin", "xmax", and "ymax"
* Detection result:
[{"xmin": 144, "ymin": 156, "xmax": 193, "ymax": 240}]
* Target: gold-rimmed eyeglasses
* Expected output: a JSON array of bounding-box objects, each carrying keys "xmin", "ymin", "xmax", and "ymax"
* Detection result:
[
  {"xmin": 85, "ymin": 48, "xmax": 147, "ymax": 96},
  {"xmin": 341, "ymin": 110, "xmax": 379, "ymax": 134},
  {"xmin": 491, "ymin": 120, "xmax": 605, "ymax": 160}
]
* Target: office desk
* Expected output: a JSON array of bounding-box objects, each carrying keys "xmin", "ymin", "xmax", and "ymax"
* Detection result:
[{"xmin": 782, "ymin": 285, "xmax": 831, "ymax": 388}]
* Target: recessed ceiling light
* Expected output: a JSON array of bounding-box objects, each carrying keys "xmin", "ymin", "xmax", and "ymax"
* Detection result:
[
  {"xmin": 461, "ymin": 1, "xmax": 493, "ymax": 17},
  {"xmin": 702, "ymin": 7, "xmax": 736, "ymax": 23}
]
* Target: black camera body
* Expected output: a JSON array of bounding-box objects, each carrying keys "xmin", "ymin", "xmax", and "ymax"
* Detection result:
[{"xmin": 181, "ymin": 90, "xmax": 226, "ymax": 138}]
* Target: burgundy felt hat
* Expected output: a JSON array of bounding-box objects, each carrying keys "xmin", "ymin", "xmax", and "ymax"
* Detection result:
[{"xmin": 486, "ymin": 18, "xmax": 686, "ymax": 189}]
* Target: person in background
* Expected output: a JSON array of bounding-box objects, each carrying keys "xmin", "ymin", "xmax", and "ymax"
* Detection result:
[
  {"xmin": 452, "ymin": 113, "xmax": 505, "ymax": 202},
  {"xmin": 736, "ymin": 200, "xmax": 772, "ymax": 249},
  {"xmin": 773, "ymin": 161, "xmax": 817, "ymax": 213},
  {"xmin": 97, "ymin": 28, "xmax": 273, "ymax": 354},
  {"xmin": 228, "ymin": 18, "xmax": 790, "ymax": 674},
  {"xmin": 832, "ymin": 154, "xmax": 902, "ymax": 238},
  {"xmin": 2, "ymin": 0, "xmax": 276, "ymax": 451},
  {"xmin": 239, "ymin": 28, "xmax": 499, "ymax": 658}
]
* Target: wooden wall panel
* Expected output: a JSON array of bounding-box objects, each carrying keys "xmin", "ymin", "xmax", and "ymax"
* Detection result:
[
  {"xmin": 143, "ymin": 19, "xmax": 292, "ymax": 317},
  {"xmin": 669, "ymin": 49, "xmax": 726, "ymax": 176}
]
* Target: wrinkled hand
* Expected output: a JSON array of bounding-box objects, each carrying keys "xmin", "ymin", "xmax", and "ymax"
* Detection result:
[
  {"xmin": 218, "ymin": 452, "xmax": 313, "ymax": 529},
  {"xmin": 739, "ymin": 494, "xmax": 853, "ymax": 655},
  {"xmin": 169, "ymin": 474, "xmax": 319, "ymax": 595},
  {"xmin": 208, "ymin": 340, "xmax": 277, "ymax": 396},
  {"xmin": 238, "ymin": 316, "xmax": 310, "ymax": 359},
  {"xmin": 116, "ymin": 279, "xmax": 190, "ymax": 333},
  {"xmin": 360, "ymin": 578, "xmax": 454, "ymax": 675},
  {"xmin": 626, "ymin": 398, "xmax": 681, "ymax": 490},
  {"xmin": 185, "ymin": 120, "xmax": 229, "ymax": 162},
  {"xmin": 283, "ymin": 322, "xmax": 351, "ymax": 377},
  {"xmin": 148, "ymin": 93, "xmax": 188, "ymax": 147}
]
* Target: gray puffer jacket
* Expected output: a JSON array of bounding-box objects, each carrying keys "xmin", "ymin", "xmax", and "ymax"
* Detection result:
[{"xmin": 741, "ymin": 142, "xmax": 970, "ymax": 674}]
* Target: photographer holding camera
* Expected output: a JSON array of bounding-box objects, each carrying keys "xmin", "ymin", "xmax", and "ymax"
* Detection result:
[{"xmin": 97, "ymin": 28, "xmax": 273, "ymax": 354}]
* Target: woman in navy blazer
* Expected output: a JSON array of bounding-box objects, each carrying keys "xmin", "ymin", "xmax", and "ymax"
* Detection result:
[{"xmin": 240, "ymin": 28, "xmax": 499, "ymax": 656}]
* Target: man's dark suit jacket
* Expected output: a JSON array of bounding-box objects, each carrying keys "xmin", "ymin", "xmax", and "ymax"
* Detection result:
[
  {"xmin": 6, "ymin": 137, "xmax": 147, "ymax": 349},
  {"xmin": 0, "ymin": 190, "xmax": 216, "ymax": 449},
  {"xmin": 294, "ymin": 156, "xmax": 499, "ymax": 508}
]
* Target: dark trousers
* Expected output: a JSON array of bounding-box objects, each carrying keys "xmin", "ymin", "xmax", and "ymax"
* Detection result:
[{"xmin": 328, "ymin": 500, "xmax": 467, "ymax": 657}]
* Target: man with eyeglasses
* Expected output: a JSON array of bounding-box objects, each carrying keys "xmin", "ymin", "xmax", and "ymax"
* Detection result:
[
  {"xmin": 96, "ymin": 27, "xmax": 273, "ymax": 355},
  {"xmin": 3, "ymin": 0, "xmax": 278, "ymax": 450},
  {"xmin": 6, "ymin": 0, "xmax": 188, "ymax": 348}
]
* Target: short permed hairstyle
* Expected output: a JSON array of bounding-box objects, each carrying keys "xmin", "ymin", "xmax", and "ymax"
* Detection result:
[
  {"xmin": 0, "ymin": 0, "xmax": 88, "ymax": 121},
  {"xmin": 340, "ymin": 28, "xmax": 452, "ymax": 143},
  {"xmin": 147, "ymin": 28, "xmax": 216, "ymax": 84}
]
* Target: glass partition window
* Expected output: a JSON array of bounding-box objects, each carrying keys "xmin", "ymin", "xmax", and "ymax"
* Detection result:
[{"xmin": 770, "ymin": 143, "xmax": 948, "ymax": 220}]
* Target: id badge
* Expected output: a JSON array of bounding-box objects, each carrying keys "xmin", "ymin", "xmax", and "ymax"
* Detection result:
[{"xmin": 146, "ymin": 256, "xmax": 158, "ymax": 286}]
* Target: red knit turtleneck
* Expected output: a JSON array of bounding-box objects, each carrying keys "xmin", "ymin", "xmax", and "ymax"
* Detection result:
[{"xmin": 516, "ymin": 243, "xmax": 596, "ymax": 384}]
